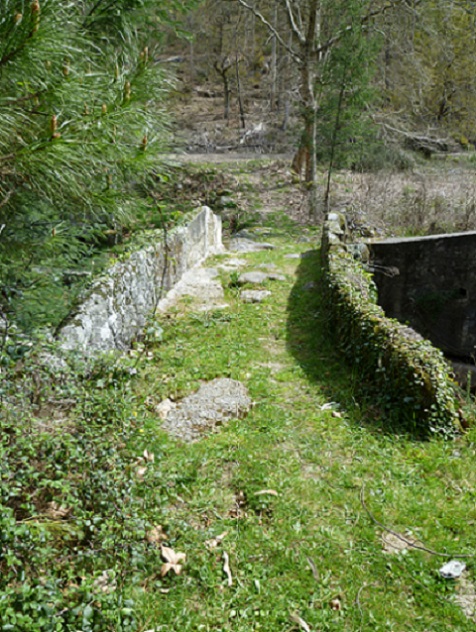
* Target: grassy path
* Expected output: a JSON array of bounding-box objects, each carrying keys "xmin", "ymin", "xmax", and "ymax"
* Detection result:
[
  {"xmin": 132, "ymin": 228, "xmax": 476, "ymax": 631},
  {"xmin": 3, "ymin": 160, "xmax": 476, "ymax": 630}
]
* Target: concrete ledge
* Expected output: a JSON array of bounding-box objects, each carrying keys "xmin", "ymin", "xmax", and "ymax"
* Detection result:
[
  {"xmin": 321, "ymin": 213, "xmax": 462, "ymax": 434},
  {"xmin": 58, "ymin": 206, "xmax": 223, "ymax": 355}
]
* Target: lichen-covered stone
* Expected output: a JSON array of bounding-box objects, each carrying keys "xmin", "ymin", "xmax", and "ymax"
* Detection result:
[
  {"xmin": 240, "ymin": 290, "xmax": 272, "ymax": 303},
  {"xmin": 58, "ymin": 207, "xmax": 223, "ymax": 355},
  {"xmin": 160, "ymin": 378, "xmax": 252, "ymax": 442}
]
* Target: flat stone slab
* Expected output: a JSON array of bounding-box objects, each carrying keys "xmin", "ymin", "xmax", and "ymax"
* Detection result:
[
  {"xmin": 238, "ymin": 271, "xmax": 285, "ymax": 285},
  {"xmin": 160, "ymin": 378, "xmax": 252, "ymax": 442},
  {"xmin": 240, "ymin": 290, "xmax": 272, "ymax": 303},
  {"xmin": 284, "ymin": 253, "xmax": 302, "ymax": 260},
  {"xmin": 159, "ymin": 267, "xmax": 226, "ymax": 312},
  {"xmin": 238, "ymin": 271, "xmax": 269, "ymax": 285},
  {"xmin": 228, "ymin": 238, "xmax": 275, "ymax": 252},
  {"xmin": 258, "ymin": 263, "xmax": 277, "ymax": 270},
  {"xmin": 218, "ymin": 258, "xmax": 247, "ymax": 270}
]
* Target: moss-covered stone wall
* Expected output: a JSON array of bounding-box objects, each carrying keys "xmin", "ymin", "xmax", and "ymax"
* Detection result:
[
  {"xmin": 58, "ymin": 207, "xmax": 223, "ymax": 356},
  {"xmin": 321, "ymin": 212, "xmax": 462, "ymax": 435}
]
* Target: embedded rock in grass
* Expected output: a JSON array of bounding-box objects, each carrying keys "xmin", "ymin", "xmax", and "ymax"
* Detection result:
[
  {"xmin": 240, "ymin": 290, "xmax": 272, "ymax": 303},
  {"xmin": 455, "ymin": 574, "xmax": 476, "ymax": 620},
  {"xmin": 228, "ymin": 238, "xmax": 275, "ymax": 252},
  {"xmin": 238, "ymin": 271, "xmax": 286, "ymax": 285},
  {"xmin": 218, "ymin": 258, "xmax": 247, "ymax": 271},
  {"xmin": 237, "ymin": 271, "xmax": 268, "ymax": 285},
  {"xmin": 160, "ymin": 378, "xmax": 252, "ymax": 442},
  {"xmin": 158, "ymin": 267, "xmax": 227, "ymax": 312}
]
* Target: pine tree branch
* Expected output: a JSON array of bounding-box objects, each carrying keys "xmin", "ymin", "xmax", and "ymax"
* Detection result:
[
  {"xmin": 86, "ymin": 0, "xmax": 110, "ymax": 17},
  {"xmin": 0, "ymin": 189, "xmax": 15, "ymax": 210}
]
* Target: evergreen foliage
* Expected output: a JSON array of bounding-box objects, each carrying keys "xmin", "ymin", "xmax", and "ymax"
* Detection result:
[
  {"xmin": 0, "ymin": 0, "xmax": 188, "ymax": 330},
  {"xmin": 315, "ymin": 0, "xmax": 380, "ymax": 178}
]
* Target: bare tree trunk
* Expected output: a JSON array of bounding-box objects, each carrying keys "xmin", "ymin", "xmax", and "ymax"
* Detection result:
[
  {"xmin": 298, "ymin": 0, "xmax": 320, "ymax": 218},
  {"xmin": 235, "ymin": 54, "xmax": 246, "ymax": 128},
  {"xmin": 214, "ymin": 58, "xmax": 232, "ymax": 121},
  {"xmin": 270, "ymin": 4, "xmax": 278, "ymax": 111}
]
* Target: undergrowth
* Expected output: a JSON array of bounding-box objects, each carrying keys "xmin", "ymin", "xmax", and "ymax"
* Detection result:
[{"xmin": 2, "ymin": 167, "xmax": 476, "ymax": 631}]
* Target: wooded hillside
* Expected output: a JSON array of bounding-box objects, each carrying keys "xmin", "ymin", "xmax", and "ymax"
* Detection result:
[{"xmin": 2, "ymin": 0, "xmax": 476, "ymax": 330}]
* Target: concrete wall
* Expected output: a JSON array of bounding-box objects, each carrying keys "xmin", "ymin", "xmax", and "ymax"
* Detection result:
[
  {"xmin": 58, "ymin": 206, "xmax": 223, "ymax": 355},
  {"xmin": 369, "ymin": 231, "xmax": 476, "ymax": 359}
]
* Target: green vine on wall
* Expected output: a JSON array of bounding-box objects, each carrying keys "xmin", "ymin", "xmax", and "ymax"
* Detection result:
[{"xmin": 322, "ymin": 217, "xmax": 464, "ymax": 436}]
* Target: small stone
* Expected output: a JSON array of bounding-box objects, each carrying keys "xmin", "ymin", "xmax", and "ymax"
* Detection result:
[
  {"xmin": 217, "ymin": 196, "xmax": 236, "ymax": 208},
  {"xmin": 218, "ymin": 258, "xmax": 247, "ymax": 270},
  {"xmin": 228, "ymin": 238, "xmax": 275, "ymax": 252},
  {"xmin": 238, "ymin": 271, "xmax": 268, "ymax": 285},
  {"xmin": 161, "ymin": 378, "xmax": 252, "ymax": 442},
  {"xmin": 233, "ymin": 229, "xmax": 255, "ymax": 239},
  {"xmin": 240, "ymin": 290, "xmax": 271, "ymax": 303},
  {"xmin": 257, "ymin": 263, "xmax": 277, "ymax": 270},
  {"xmin": 284, "ymin": 253, "xmax": 301, "ymax": 259},
  {"xmin": 156, "ymin": 398, "xmax": 176, "ymax": 420},
  {"xmin": 440, "ymin": 560, "xmax": 466, "ymax": 579},
  {"xmin": 267, "ymin": 273, "xmax": 286, "ymax": 281}
]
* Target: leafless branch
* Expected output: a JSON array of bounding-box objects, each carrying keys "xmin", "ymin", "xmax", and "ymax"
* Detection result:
[
  {"xmin": 360, "ymin": 484, "xmax": 472, "ymax": 559},
  {"xmin": 234, "ymin": 0, "xmax": 301, "ymax": 62},
  {"xmin": 284, "ymin": 0, "xmax": 305, "ymax": 44}
]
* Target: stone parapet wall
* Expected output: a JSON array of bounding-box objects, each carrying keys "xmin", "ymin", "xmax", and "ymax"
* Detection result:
[
  {"xmin": 321, "ymin": 213, "xmax": 462, "ymax": 434},
  {"xmin": 58, "ymin": 206, "xmax": 223, "ymax": 355},
  {"xmin": 369, "ymin": 231, "xmax": 476, "ymax": 358}
]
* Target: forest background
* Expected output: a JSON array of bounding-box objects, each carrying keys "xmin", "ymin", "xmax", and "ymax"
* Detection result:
[{"xmin": 1, "ymin": 0, "xmax": 476, "ymax": 340}]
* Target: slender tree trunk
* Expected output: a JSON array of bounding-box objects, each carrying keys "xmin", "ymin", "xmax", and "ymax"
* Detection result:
[
  {"xmin": 223, "ymin": 72, "xmax": 231, "ymax": 120},
  {"xmin": 270, "ymin": 4, "xmax": 278, "ymax": 111},
  {"xmin": 214, "ymin": 59, "xmax": 232, "ymax": 121},
  {"xmin": 235, "ymin": 54, "xmax": 246, "ymax": 128},
  {"xmin": 324, "ymin": 78, "xmax": 346, "ymax": 213},
  {"xmin": 290, "ymin": 0, "xmax": 320, "ymax": 218}
]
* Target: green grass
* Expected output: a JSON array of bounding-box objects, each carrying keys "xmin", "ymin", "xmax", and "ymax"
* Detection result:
[
  {"xmin": 129, "ymin": 233, "xmax": 476, "ymax": 631},
  {"xmin": 2, "ymin": 210, "xmax": 476, "ymax": 630}
]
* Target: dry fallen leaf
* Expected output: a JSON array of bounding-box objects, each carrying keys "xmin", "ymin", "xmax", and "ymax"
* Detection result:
[
  {"xmin": 45, "ymin": 501, "xmax": 71, "ymax": 520},
  {"xmin": 330, "ymin": 597, "xmax": 342, "ymax": 611},
  {"xmin": 205, "ymin": 531, "xmax": 229, "ymax": 550},
  {"xmin": 93, "ymin": 570, "xmax": 117, "ymax": 594},
  {"xmin": 289, "ymin": 612, "xmax": 311, "ymax": 631},
  {"xmin": 156, "ymin": 398, "xmax": 176, "ymax": 421},
  {"xmin": 143, "ymin": 449, "xmax": 155, "ymax": 463},
  {"xmin": 146, "ymin": 525, "xmax": 167, "ymax": 546},
  {"xmin": 223, "ymin": 551, "xmax": 233, "ymax": 587},
  {"xmin": 136, "ymin": 466, "xmax": 147, "ymax": 480},
  {"xmin": 320, "ymin": 402, "xmax": 338, "ymax": 411},
  {"xmin": 160, "ymin": 545, "xmax": 186, "ymax": 577},
  {"xmin": 306, "ymin": 556, "xmax": 319, "ymax": 582},
  {"xmin": 254, "ymin": 489, "xmax": 279, "ymax": 497}
]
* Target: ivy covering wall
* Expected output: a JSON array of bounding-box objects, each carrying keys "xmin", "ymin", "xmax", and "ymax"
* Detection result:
[{"xmin": 321, "ymin": 213, "xmax": 463, "ymax": 436}]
